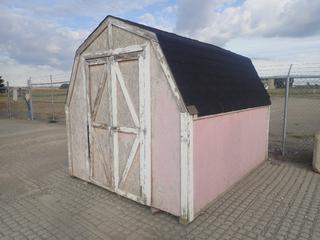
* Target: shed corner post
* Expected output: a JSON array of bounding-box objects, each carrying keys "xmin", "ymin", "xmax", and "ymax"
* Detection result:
[
  {"xmin": 65, "ymin": 104, "xmax": 73, "ymax": 176},
  {"xmin": 266, "ymin": 105, "xmax": 271, "ymax": 161},
  {"xmin": 180, "ymin": 112, "xmax": 194, "ymax": 224}
]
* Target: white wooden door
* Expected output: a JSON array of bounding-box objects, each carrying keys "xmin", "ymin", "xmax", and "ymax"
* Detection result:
[
  {"xmin": 87, "ymin": 46, "xmax": 151, "ymax": 205},
  {"xmin": 88, "ymin": 58, "xmax": 114, "ymax": 190},
  {"xmin": 112, "ymin": 52, "xmax": 149, "ymax": 204}
]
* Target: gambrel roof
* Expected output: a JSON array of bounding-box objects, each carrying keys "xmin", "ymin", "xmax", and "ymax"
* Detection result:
[{"xmin": 79, "ymin": 16, "xmax": 271, "ymax": 117}]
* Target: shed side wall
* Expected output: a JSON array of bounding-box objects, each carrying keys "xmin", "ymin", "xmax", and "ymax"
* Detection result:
[
  {"xmin": 150, "ymin": 45, "xmax": 181, "ymax": 216},
  {"xmin": 69, "ymin": 26, "xmax": 111, "ymax": 181},
  {"xmin": 69, "ymin": 60, "xmax": 90, "ymax": 180},
  {"xmin": 193, "ymin": 106, "xmax": 269, "ymax": 214}
]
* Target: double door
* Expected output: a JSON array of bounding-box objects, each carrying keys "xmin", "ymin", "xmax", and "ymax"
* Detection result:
[{"xmin": 86, "ymin": 48, "xmax": 150, "ymax": 204}]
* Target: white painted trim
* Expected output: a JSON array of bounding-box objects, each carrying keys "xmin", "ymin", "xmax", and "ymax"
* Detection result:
[
  {"xmin": 87, "ymin": 58, "xmax": 108, "ymax": 66},
  {"xmin": 188, "ymin": 117, "xmax": 194, "ymax": 221},
  {"xmin": 84, "ymin": 44, "xmax": 146, "ymax": 60},
  {"xmin": 76, "ymin": 18, "xmax": 111, "ymax": 55},
  {"xmin": 180, "ymin": 113, "xmax": 188, "ymax": 220},
  {"xmin": 65, "ymin": 105, "xmax": 73, "ymax": 175},
  {"xmin": 114, "ymin": 62, "xmax": 140, "ymax": 127},
  {"xmin": 266, "ymin": 106, "xmax": 271, "ymax": 160},
  {"xmin": 92, "ymin": 123, "xmax": 140, "ymax": 134},
  {"xmin": 193, "ymin": 105, "xmax": 270, "ymax": 121},
  {"xmin": 119, "ymin": 135, "xmax": 140, "ymax": 185},
  {"xmin": 66, "ymin": 55, "xmax": 80, "ymax": 107},
  {"xmin": 151, "ymin": 41, "xmax": 186, "ymax": 112},
  {"xmin": 82, "ymin": 58, "xmax": 92, "ymax": 181},
  {"xmin": 92, "ymin": 122, "xmax": 110, "ymax": 130},
  {"xmin": 138, "ymin": 53, "xmax": 146, "ymax": 204},
  {"xmin": 180, "ymin": 112, "xmax": 194, "ymax": 223},
  {"xmin": 118, "ymin": 127, "xmax": 139, "ymax": 134},
  {"xmin": 143, "ymin": 43, "xmax": 152, "ymax": 205},
  {"xmin": 116, "ymin": 189, "xmax": 145, "ymax": 204},
  {"xmin": 111, "ymin": 60, "xmax": 119, "ymax": 191}
]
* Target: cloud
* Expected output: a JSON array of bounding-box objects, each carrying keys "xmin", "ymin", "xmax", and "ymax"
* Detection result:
[
  {"xmin": 0, "ymin": 7, "xmax": 88, "ymax": 70},
  {"xmin": 175, "ymin": 0, "xmax": 320, "ymax": 45},
  {"xmin": 0, "ymin": 0, "xmax": 167, "ymax": 74},
  {"xmin": 138, "ymin": 6, "xmax": 176, "ymax": 32},
  {"xmin": 1, "ymin": 0, "xmax": 320, "ymax": 85}
]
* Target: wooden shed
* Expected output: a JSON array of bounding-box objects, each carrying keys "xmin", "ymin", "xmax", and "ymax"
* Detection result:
[{"xmin": 66, "ymin": 15, "xmax": 271, "ymax": 223}]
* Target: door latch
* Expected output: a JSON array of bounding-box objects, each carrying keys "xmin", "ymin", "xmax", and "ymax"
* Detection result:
[{"xmin": 110, "ymin": 126, "xmax": 119, "ymax": 131}]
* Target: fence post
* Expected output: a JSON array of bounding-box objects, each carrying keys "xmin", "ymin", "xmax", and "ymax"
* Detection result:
[
  {"xmin": 7, "ymin": 81, "xmax": 11, "ymax": 119},
  {"xmin": 50, "ymin": 74, "xmax": 56, "ymax": 122},
  {"xmin": 27, "ymin": 78, "xmax": 34, "ymax": 120},
  {"xmin": 281, "ymin": 64, "xmax": 293, "ymax": 156}
]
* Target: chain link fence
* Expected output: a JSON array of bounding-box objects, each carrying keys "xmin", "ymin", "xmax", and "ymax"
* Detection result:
[
  {"xmin": 1, "ymin": 64, "xmax": 319, "ymax": 161},
  {"xmin": 259, "ymin": 63, "xmax": 320, "ymax": 161},
  {"xmin": 0, "ymin": 84, "xmax": 31, "ymax": 119},
  {"xmin": 0, "ymin": 74, "xmax": 70, "ymax": 123}
]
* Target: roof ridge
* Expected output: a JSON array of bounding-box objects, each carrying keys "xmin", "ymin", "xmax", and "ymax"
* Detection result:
[{"xmin": 108, "ymin": 15, "xmax": 246, "ymax": 59}]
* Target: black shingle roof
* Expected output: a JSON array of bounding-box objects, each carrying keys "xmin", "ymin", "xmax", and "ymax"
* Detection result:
[{"xmin": 101, "ymin": 16, "xmax": 271, "ymax": 116}]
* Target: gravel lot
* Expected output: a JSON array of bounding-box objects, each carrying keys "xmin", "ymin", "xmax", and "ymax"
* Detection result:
[{"xmin": 0, "ymin": 119, "xmax": 320, "ymax": 240}]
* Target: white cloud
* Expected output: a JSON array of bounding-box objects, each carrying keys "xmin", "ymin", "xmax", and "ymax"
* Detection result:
[
  {"xmin": 175, "ymin": 0, "xmax": 320, "ymax": 45},
  {"xmin": 1, "ymin": 0, "xmax": 320, "ymax": 85},
  {"xmin": 139, "ymin": 13, "xmax": 157, "ymax": 26},
  {"xmin": 0, "ymin": 59, "xmax": 70, "ymax": 86},
  {"xmin": 0, "ymin": 7, "xmax": 89, "ymax": 70},
  {"xmin": 0, "ymin": 0, "xmax": 167, "ymax": 85},
  {"xmin": 138, "ymin": 5, "xmax": 176, "ymax": 32}
]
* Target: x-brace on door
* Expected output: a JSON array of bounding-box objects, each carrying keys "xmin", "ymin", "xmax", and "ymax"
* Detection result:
[{"xmin": 85, "ymin": 44, "xmax": 151, "ymax": 205}]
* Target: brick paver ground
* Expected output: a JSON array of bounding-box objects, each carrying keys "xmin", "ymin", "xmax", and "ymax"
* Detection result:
[{"xmin": 0, "ymin": 119, "xmax": 320, "ymax": 240}]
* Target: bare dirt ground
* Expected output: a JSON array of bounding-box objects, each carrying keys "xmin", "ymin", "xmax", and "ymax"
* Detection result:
[{"xmin": 1, "ymin": 119, "xmax": 320, "ymax": 239}]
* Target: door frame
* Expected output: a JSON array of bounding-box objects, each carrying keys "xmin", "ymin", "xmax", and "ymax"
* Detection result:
[{"xmin": 84, "ymin": 43, "xmax": 151, "ymax": 206}]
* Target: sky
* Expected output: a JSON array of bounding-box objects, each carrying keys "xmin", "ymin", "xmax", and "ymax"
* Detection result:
[{"xmin": 1, "ymin": 0, "xmax": 320, "ymax": 86}]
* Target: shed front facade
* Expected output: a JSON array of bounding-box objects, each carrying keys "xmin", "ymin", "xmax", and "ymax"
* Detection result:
[{"xmin": 66, "ymin": 16, "xmax": 271, "ymax": 223}]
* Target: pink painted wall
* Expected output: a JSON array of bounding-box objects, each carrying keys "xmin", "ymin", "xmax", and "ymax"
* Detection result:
[
  {"xmin": 150, "ymin": 48, "xmax": 181, "ymax": 216},
  {"xmin": 193, "ymin": 106, "xmax": 269, "ymax": 214}
]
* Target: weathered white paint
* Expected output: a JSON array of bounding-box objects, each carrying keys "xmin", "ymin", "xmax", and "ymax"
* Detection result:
[
  {"xmin": 138, "ymin": 51, "xmax": 146, "ymax": 204},
  {"xmin": 120, "ymin": 135, "xmax": 140, "ymax": 184},
  {"xmin": 83, "ymin": 57, "xmax": 94, "ymax": 182},
  {"xmin": 84, "ymin": 44, "xmax": 146, "ymax": 60},
  {"xmin": 65, "ymin": 105, "xmax": 73, "ymax": 175},
  {"xmin": 111, "ymin": 60, "xmax": 119, "ymax": 191},
  {"xmin": 188, "ymin": 115, "xmax": 194, "ymax": 222},
  {"xmin": 151, "ymin": 41, "xmax": 186, "ymax": 112},
  {"xmin": 91, "ymin": 63, "xmax": 108, "ymax": 120},
  {"xmin": 114, "ymin": 62, "xmax": 139, "ymax": 127},
  {"xmin": 68, "ymin": 56, "xmax": 90, "ymax": 181},
  {"xmin": 144, "ymin": 43, "xmax": 152, "ymax": 205},
  {"xmin": 180, "ymin": 112, "xmax": 194, "ymax": 223}
]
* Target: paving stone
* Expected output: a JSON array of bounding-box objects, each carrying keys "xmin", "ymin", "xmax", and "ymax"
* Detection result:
[{"xmin": 1, "ymin": 119, "xmax": 320, "ymax": 240}]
